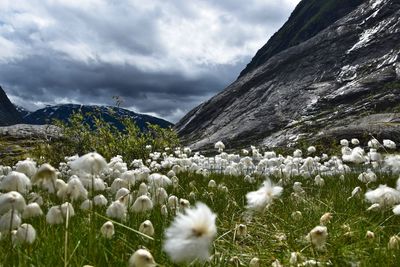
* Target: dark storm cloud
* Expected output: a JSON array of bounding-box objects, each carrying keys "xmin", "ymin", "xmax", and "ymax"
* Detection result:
[{"xmin": 0, "ymin": 0, "xmax": 299, "ymax": 122}]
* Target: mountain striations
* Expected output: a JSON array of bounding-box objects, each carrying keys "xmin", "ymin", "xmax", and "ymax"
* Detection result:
[{"xmin": 176, "ymin": 0, "xmax": 400, "ymax": 150}]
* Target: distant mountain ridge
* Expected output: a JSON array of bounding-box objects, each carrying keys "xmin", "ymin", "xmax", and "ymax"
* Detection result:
[
  {"xmin": 23, "ymin": 104, "xmax": 173, "ymax": 130},
  {"xmin": 0, "ymin": 86, "xmax": 23, "ymax": 126}
]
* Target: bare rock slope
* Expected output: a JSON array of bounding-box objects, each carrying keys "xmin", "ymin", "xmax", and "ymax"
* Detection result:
[
  {"xmin": 0, "ymin": 86, "xmax": 22, "ymax": 126},
  {"xmin": 176, "ymin": 0, "xmax": 400, "ymax": 149}
]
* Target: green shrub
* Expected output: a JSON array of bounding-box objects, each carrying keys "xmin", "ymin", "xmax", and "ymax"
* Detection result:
[{"xmin": 32, "ymin": 112, "xmax": 179, "ymax": 165}]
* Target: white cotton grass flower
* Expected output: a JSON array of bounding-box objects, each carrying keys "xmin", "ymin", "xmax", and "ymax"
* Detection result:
[
  {"xmin": 14, "ymin": 223, "xmax": 36, "ymax": 245},
  {"xmin": 393, "ymin": 204, "xmax": 400, "ymax": 215},
  {"xmin": 100, "ymin": 221, "xmax": 115, "ymax": 239},
  {"xmin": 342, "ymin": 147, "xmax": 366, "ymax": 164},
  {"xmin": 168, "ymin": 195, "xmax": 179, "ymax": 209},
  {"xmin": 153, "ymin": 187, "xmax": 168, "ymax": 205},
  {"xmin": 320, "ymin": 212, "xmax": 333, "ymax": 225},
  {"xmin": 0, "ymin": 171, "xmax": 31, "ymax": 194},
  {"xmin": 340, "ymin": 139, "xmax": 349, "ymax": 146},
  {"xmin": 115, "ymin": 188, "xmax": 130, "ymax": 200},
  {"xmin": 94, "ymin": 194, "xmax": 108, "ymax": 207},
  {"xmin": 128, "ymin": 249, "xmax": 156, "ymax": 267},
  {"xmin": 368, "ymin": 139, "xmax": 380, "ymax": 149},
  {"xmin": 307, "ymin": 225, "xmax": 328, "ymax": 251},
  {"xmin": 22, "ymin": 203, "xmax": 43, "ymax": 219},
  {"xmin": 293, "ymin": 149, "xmax": 302, "ymax": 158},
  {"xmin": 291, "ymin": 211, "xmax": 303, "ymax": 221},
  {"xmin": 121, "ymin": 170, "xmax": 136, "ymax": 186},
  {"xmin": 70, "ymin": 152, "xmax": 108, "ymax": 175},
  {"xmin": 137, "ymin": 182, "xmax": 149, "ymax": 197},
  {"xmin": 131, "ymin": 195, "xmax": 153, "ymax": 213},
  {"xmin": 110, "ymin": 178, "xmax": 128, "ymax": 194},
  {"xmin": 28, "ymin": 192, "xmax": 43, "ymax": 206},
  {"xmin": 208, "ymin": 180, "xmax": 217, "ymax": 189},
  {"xmin": 289, "ymin": 252, "xmax": 299, "ymax": 265},
  {"xmin": 272, "ymin": 259, "xmax": 283, "ymax": 267},
  {"xmin": 15, "ymin": 158, "xmax": 37, "ymax": 178},
  {"xmin": 0, "ymin": 191, "xmax": 26, "ymax": 215},
  {"xmin": 314, "ymin": 175, "xmax": 325, "ymax": 187},
  {"xmin": 246, "ymin": 178, "xmax": 283, "ymax": 211},
  {"xmin": 351, "ymin": 138, "xmax": 360, "ymax": 145},
  {"xmin": 56, "ymin": 180, "xmax": 72, "ymax": 200},
  {"xmin": 0, "ymin": 209, "xmax": 22, "ymax": 231},
  {"xmin": 139, "ymin": 220, "xmax": 155, "ymax": 237},
  {"xmin": 293, "ymin": 182, "xmax": 304, "ymax": 194},
  {"xmin": 161, "ymin": 205, "xmax": 168, "ymax": 216},
  {"xmin": 388, "ymin": 235, "xmax": 400, "ymax": 250},
  {"xmin": 46, "ymin": 202, "xmax": 75, "ymax": 225},
  {"xmin": 66, "ymin": 178, "xmax": 88, "ymax": 201},
  {"xmin": 88, "ymin": 178, "xmax": 106, "ymax": 192},
  {"xmin": 106, "ymin": 199, "xmax": 127, "ymax": 221},
  {"xmin": 80, "ymin": 200, "xmax": 93, "ymax": 211},
  {"xmin": 358, "ymin": 170, "xmax": 377, "ymax": 183},
  {"xmin": 249, "ymin": 257, "xmax": 260, "ymax": 267},
  {"xmin": 214, "ymin": 141, "xmax": 225, "ymax": 152},
  {"xmin": 163, "ymin": 202, "xmax": 217, "ymax": 263},
  {"xmin": 179, "ymin": 198, "xmax": 190, "ymax": 210},
  {"xmin": 32, "ymin": 163, "xmax": 58, "ymax": 185},
  {"xmin": 367, "ymin": 203, "xmax": 381, "ymax": 211},
  {"xmin": 348, "ymin": 186, "xmax": 362, "ymax": 200},
  {"xmin": 383, "ymin": 139, "xmax": 396, "ymax": 149},
  {"xmin": 147, "ymin": 173, "xmax": 172, "ymax": 188},
  {"xmin": 365, "ymin": 185, "xmax": 400, "ymax": 207},
  {"xmin": 366, "ymin": 230, "xmax": 375, "ymax": 240},
  {"xmin": 385, "ymin": 155, "xmax": 400, "ymax": 174},
  {"xmin": 307, "ymin": 146, "xmax": 316, "ymax": 154}
]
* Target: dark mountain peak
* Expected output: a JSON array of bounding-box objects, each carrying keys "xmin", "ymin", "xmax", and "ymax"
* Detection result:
[
  {"xmin": 24, "ymin": 104, "xmax": 173, "ymax": 131},
  {"xmin": 0, "ymin": 86, "xmax": 23, "ymax": 126},
  {"xmin": 239, "ymin": 0, "xmax": 365, "ymax": 77}
]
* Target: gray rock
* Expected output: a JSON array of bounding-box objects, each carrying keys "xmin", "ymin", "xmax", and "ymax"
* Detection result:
[
  {"xmin": 0, "ymin": 124, "xmax": 61, "ymax": 140},
  {"xmin": 176, "ymin": 0, "xmax": 400, "ymax": 149}
]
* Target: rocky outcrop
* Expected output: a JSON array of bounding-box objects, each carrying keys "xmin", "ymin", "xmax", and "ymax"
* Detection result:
[
  {"xmin": 176, "ymin": 0, "xmax": 400, "ymax": 149},
  {"xmin": 0, "ymin": 124, "xmax": 61, "ymax": 140},
  {"xmin": 0, "ymin": 86, "xmax": 22, "ymax": 126}
]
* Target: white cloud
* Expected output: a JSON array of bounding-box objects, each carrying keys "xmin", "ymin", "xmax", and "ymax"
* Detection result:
[{"xmin": 0, "ymin": 0, "xmax": 300, "ymax": 122}]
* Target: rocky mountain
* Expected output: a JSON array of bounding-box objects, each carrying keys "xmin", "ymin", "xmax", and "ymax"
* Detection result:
[
  {"xmin": 0, "ymin": 86, "xmax": 23, "ymax": 126},
  {"xmin": 14, "ymin": 105, "xmax": 31, "ymax": 118},
  {"xmin": 23, "ymin": 104, "xmax": 173, "ymax": 131},
  {"xmin": 176, "ymin": 0, "xmax": 400, "ymax": 150}
]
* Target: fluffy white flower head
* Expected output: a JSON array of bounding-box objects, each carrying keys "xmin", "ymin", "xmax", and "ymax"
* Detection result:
[
  {"xmin": 0, "ymin": 171, "xmax": 31, "ymax": 194},
  {"xmin": 70, "ymin": 152, "xmax": 108, "ymax": 175},
  {"xmin": 246, "ymin": 179, "xmax": 283, "ymax": 211},
  {"xmin": 163, "ymin": 202, "xmax": 217, "ymax": 263},
  {"xmin": 214, "ymin": 141, "xmax": 225, "ymax": 152},
  {"xmin": 365, "ymin": 184, "xmax": 400, "ymax": 207},
  {"xmin": 307, "ymin": 225, "xmax": 328, "ymax": 251},
  {"xmin": 0, "ymin": 191, "xmax": 26, "ymax": 215},
  {"xmin": 128, "ymin": 249, "xmax": 156, "ymax": 267},
  {"xmin": 383, "ymin": 139, "xmax": 396, "ymax": 149}
]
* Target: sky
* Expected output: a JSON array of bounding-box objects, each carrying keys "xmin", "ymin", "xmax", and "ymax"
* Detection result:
[{"xmin": 0, "ymin": 0, "xmax": 300, "ymax": 123}]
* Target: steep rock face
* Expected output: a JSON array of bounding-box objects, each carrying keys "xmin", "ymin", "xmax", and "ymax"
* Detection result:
[
  {"xmin": 240, "ymin": 0, "xmax": 365, "ymax": 77},
  {"xmin": 176, "ymin": 0, "xmax": 400, "ymax": 149},
  {"xmin": 0, "ymin": 86, "xmax": 23, "ymax": 126}
]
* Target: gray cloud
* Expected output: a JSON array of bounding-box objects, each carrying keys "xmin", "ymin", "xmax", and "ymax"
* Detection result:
[{"xmin": 0, "ymin": 0, "xmax": 299, "ymax": 122}]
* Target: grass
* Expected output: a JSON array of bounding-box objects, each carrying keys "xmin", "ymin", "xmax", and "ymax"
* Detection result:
[{"xmin": 1, "ymin": 164, "xmax": 400, "ymax": 266}]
